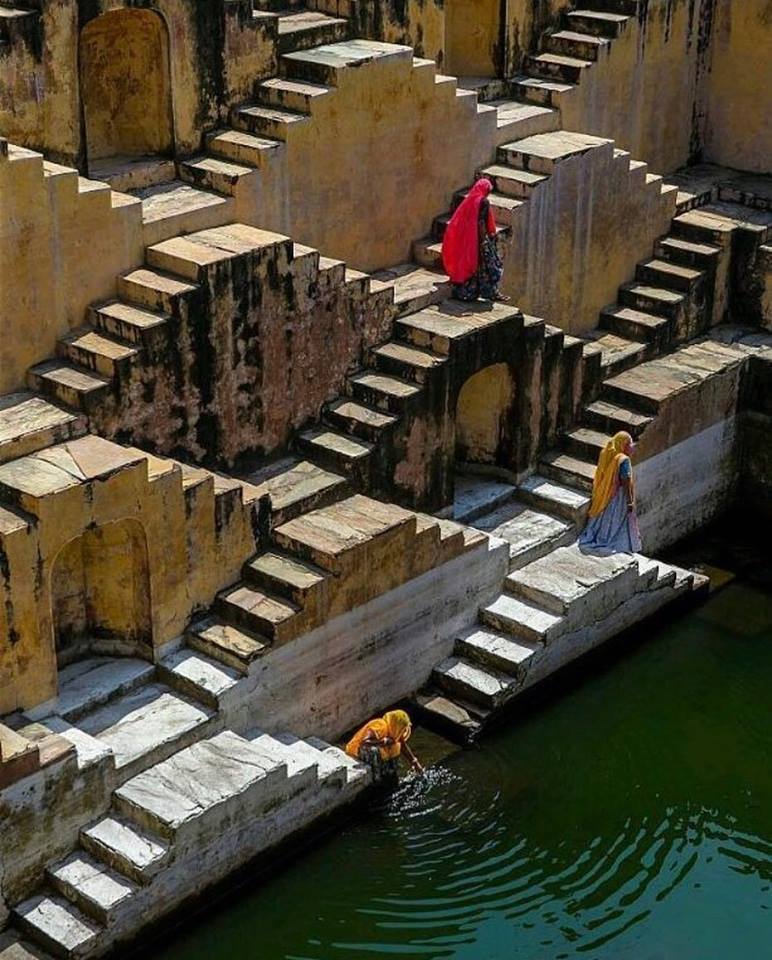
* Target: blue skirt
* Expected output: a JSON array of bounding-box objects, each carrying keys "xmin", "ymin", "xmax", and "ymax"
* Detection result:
[{"xmin": 579, "ymin": 487, "xmax": 642, "ymax": 553}]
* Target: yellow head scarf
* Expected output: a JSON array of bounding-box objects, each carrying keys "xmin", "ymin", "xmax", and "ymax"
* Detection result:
[
  {"xmin": 588, "ymin": 431, "xmax": 634, "ymax": 518},
  {"xmin": 384, "ymin": 710, "xmax": 412, "ymax": 743}
]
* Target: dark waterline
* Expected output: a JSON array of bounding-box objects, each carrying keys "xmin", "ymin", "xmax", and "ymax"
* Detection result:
[{"xmin": 150, "ymin": 514, "xmax": 772, "ymax": 960}]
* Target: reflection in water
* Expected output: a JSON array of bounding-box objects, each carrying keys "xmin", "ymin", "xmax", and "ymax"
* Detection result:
[{"xmin": 150, "ymin": 562, "xmax": 772, "ymax": 960}]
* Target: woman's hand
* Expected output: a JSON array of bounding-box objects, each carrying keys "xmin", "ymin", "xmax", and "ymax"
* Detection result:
[{"xmin": 627, "ymin": 501, "xmax": 635, "ymax": 514}]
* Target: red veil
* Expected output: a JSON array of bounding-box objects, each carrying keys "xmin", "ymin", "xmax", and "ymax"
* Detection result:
[{"xmin": 441, "ymin": 178, "xmax": 496, "ymax": 284}]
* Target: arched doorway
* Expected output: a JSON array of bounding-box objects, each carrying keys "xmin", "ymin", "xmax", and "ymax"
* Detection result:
[
  {"xmin": 444, "ymin": 0, "xmax": 502, "ymax": 79},
  {"xmin": 79, "ymin": 9, "xmax": 174, "ymax": 172},
  {"xmin": 455, "ymin": 362, "xmax": 517, "ymax": 470},
  {"xmin": 51, "ymin": 519, "xmax": 153, "ymax": 668}
]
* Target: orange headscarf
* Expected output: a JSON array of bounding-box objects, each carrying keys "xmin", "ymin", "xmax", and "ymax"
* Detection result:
[
  {"xmin": 588, "ymin": 431, "xmax": 634, "ymax": 518},
  {"xmin": 345, "ymin": 710, "xmax": 412, "ymax": 761}
]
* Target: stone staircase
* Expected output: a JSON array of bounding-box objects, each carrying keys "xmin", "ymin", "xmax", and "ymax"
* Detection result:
[
  {"xmin": 413, "ymin": 545, "xmax": 702, "ymax": 741},
  {"xmin": 12, "ymin": 726, "xmax": 369, "ymax": 960}
]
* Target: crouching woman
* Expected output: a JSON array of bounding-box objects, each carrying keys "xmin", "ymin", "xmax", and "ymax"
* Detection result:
[{"xmin": 345, "ymin": 709, "xmax": 423, "ymax": 778}]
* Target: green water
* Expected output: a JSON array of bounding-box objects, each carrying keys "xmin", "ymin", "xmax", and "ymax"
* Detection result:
[{"xmin": 151, "ymin": 524, "xmax": 772, "ymax": 960}]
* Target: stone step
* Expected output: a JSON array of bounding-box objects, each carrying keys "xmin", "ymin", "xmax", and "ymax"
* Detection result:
[
  {"xmin": 671, "ymin": 208, "xmax": 737, "ymax": 247},
  {"xmin": 523, "ymin": 52, "xmax": 594, "ymax": 85},
  {"xmin": 411, "ymin": 236, "xmax": 443, "ymax": 271},
  {"xmin": 324, "ymin": 399, "xmax": 398, "ymax": 443},
  {"xmin": 346, "ymin": 370, "xmax": 421, "ymax": 414},
  {"xmin": 157, "ymin": 648, "xmax": 241, "ymax": 710},
  {"xmin": 566, "ymin": 9, "xmax": 630, "ymax": 37},
  {"xmin": 266, "ymin": 731, "xmax": 346, "ymax": 787},
  {"xmin": 488, "ymin": 99, "xmax": 560, "ymax": 138},
  {"xmin": 76, "ymin": 683, "xmax": 215, "ymax": 782},
  {"xmin": 369, "ymin": 264, "xmax": 451, "ymax": 318},
  {"xmin": 243, "ymin": 456, "xmax": 349, "ymax": 525},
  {"xmin": 545, "ymin": 29, "xmax": 611, "ymax": 61},
  {"xmin": 635, "ymin": 258, "xmax": 704, "ymax": 294},
  {"xmin": 231, "ymin": 103, "xmax": 309, "ymax": 140},
  {"xmin": 654, "ymin": 235, "xmax": 721, "ymax": 270},
  {"xmin": 244, "ymin": 548, "xmax": 328, "ymax": 608},
  {"xmin": 205, "ymin": 128, "xmax": 283, "ymax": 169},
  {"xmin": 304, "ymin": 736, "xmax": 371, "ymax": 788},
  {"xmin": 113, "ymin": 730, "xmax": 289, "ymax": 842},
  {"xmin": 89, "ymin": 301, "xmax": 168, "ymax": 347},
  {"xmin": 506, "ymin": 544, "xmax": 640, "ymax": 623},
  {"xmin": 80, "ymin": 816, "xmax": 170, "ymax": 886},
  {"xmin": 635, "ymin": 555, "xmax": 678, "ymax": 590},
  {"xmin": 472, "ymin": 499, "xmax": 575, "ymax": 570},
  {"xmin": 618, "ymin": 282, "xmax": 686, "ymax": 321},
  {"xmin": 242, "ymin": 730, "xmax": 320, "ymax": 793},
  {"xmin": 257, "ymin": 76, "xmax": 332, "ymax": 113},
  {"xmin": 186, "ymin": 616, "xmax": 270, "ymax": 674},
  {"xmin": 27, "ymin": 360, "xmax": 112, "ymax": 414},
  {"xmin": 498, "ymin": 130, "xmax": 611, "ymax": 174},
  {"xmin": 135, "ymin": 181, "xmax": 234, "ymax": 243},
  {"xmin": 510, "ymin": 74, "xmax": 576, "ymax": 109},
  {"xmin": 478, "ymin": 164, "xmax": 549, "ymax": 199},
  {"xmin": 584, "ymin": 0, "xmax": 640, "ymax": 14},
  {"xmin": 539, "ymin": 450, "xmax": 595, "ymax": 492},
  {"xmin": 0, "ymin": 933, "xmax": 56, "ymax": 960},
  {"xmin": 178, "ymin": 155, "xmax": 255, "ymax": 197},
  {"xmin": 517, "ymin": 474, "xmax": 590, "ymax": 524},
  {"xmin": 117, "ymin": 267, "xmax": 198, "ymax": 315},
  {"xmin": 582, "ymin": 398, "xmax": 653, "ymax": 438},
  {"xmin": 563, "ymin": 425, "xmax": 609, "ymax": 461},
  {"xmin": 453, "ymin": 475, "xmax": 518, "ymax": 525},
  {"xmin": 56, "ymin": 328, "xmax": 140, "ymax": 379},
  {"xmin": 48, "ymin": 657, "xmax": 156, "ymax": 725},
  {"xmin": 47, "ymin": 853, "xmax": 136, "ymax": 927},
  {"xmin": 216, "ymin": 583, "xmax": 302, "ymax": 644},
  {"xmin": 371, "ymin": 339, "xmax": 446, "ymax": 384},
  {"xmin": 481, "ymin": 592, "xmax": 563, "ymax": 644},
  {"xmin": 599, "ymin": 304, "xmax": 673, "ymax": 347},
  {"xmin": 455, "ymin": 626, "xmax": 540, "ymax": 676},
  {"xmin": 410, "ymin": 688, "xmax": 487, "ymax": 743},
  {"xmin": 297, "ymin": 428, "xmax": 373, "ymax": 482},
  {"xmin": 273, "ymin": 494, "xmax": 415, "ymax": 574},
  {"xmin": 276, "ymin": 9, "xmax": 349, "ymax": 53},
  {"xmin": 432, "ymin": 656, "xmax": 516, "ymax": 710},
  {"xmin": 585, "ymin": 332, "xmax": 648, "ymax": 377},
  {"xmin": 14, "ymin": 894, "xmax": 102, "ymax": 960},
  {"xmin": 0, "ymin": 393, "xmax": 85, "ymax": 465}
]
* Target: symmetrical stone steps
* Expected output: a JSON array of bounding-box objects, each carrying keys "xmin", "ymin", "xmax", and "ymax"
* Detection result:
[
  {"xmin": 191, "ymin": 490, "xmax": 488, "ymax": 674},
  {"xmin": 26, "ymin": 225, "xmax": 391, "ymax": 424},
  {"xmin": 413, "ymin": 547, "xmax": 700, "ymax": 741},
  {"xmin": 13, "ymin": 729, "xmax": 370, "ymax": 960}
]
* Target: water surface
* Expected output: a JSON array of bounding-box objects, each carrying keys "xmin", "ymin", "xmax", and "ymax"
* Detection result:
[{"xmin": 151, "ymin": 521, "xmax": 772, "ymax": 960}]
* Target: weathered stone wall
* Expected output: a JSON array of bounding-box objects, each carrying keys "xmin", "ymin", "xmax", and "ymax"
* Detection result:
[
  {"xmin": 351, "ymin": 0, "xmax": 445, "ymax": 66},
  {"xmin": 0, "ymin": 146, "xmax": 143, "ymax": 395},
  {"xmin": 739, "ymin": 353, "xmax": 772, "ymax": 517},
  {"xmin": 83, "ymin": 228, "xmax": 395, "ymax": 467},
  {"xmin": 0, "ymin": 437, "xmax": 256, "ymax": 715},
  {"xmin": 634, "ymin": 345, "xmax": 747, "ymax": 552},
  {"xmin": 703, "ymin": 0, "xmax": 772, "ymax": 174},
  {"xmin": 501, "ymin": 139, "xmax": 676, "ymax": 334},
  {"xmin": 0, "ymin": 0, "xmax": 275, "ymax": 167}
]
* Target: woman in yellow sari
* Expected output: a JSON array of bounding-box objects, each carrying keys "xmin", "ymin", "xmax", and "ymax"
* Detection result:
[
  {"xmin": 346, "ymin": 709, "xmax": 424, "ymax": 776},
  {"xmin": 579, "ymin": 430, "xmax": 642, "ymax": 553}
]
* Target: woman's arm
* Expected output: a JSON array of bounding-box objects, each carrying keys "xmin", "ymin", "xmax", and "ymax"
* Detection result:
[
  {"xmin": 620, "ymin": 472, "xmax": 635, "ymax": 513},
  {"xmin": 401, "ymin": 742, "xmax": 424, "ymax": 773}
]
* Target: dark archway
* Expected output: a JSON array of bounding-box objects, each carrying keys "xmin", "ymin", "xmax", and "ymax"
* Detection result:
[
  {"xmin": 79, "ymin": 8, "xmax": 174, "ymax": 172},
  {"xmin": 455, "ymin": 362, "xmax": 517, "ymax": 470},
  {"xmin": 51, "ymin": 519, "xmax": 153, "ymax": 669}
]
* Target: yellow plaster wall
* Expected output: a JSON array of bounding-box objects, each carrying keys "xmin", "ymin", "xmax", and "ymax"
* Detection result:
[
  {"xmin": 444, "ymin": 0, "xmax": 501, "ymax": 76},
  {"xmin": 253, "ymin": 56, "xmax": 498, "ymax": 271},
  {"xmin": 500, "ymin": 141, "xmax": 676, "ymax": 334},
  {"xmin": 80, "ymin": 9, "xmax": 174, "ymax": 162},
  {"xmin": 456, "ymin": 362, "xmax": 516, "ymax": 465},
  {"xmin": 0, "ymin": 147, "xmax": 144, "ymax": 394},
  {"xmin": 703, "ymin": 0, "xmax": 772, "ymax": 173},
  {"xmin": 0, "ymin": 438, "xmax": 258, "ymax": 714}
]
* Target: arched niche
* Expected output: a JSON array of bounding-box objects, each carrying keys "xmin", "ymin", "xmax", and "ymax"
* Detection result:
[
  {"xmin": 51, "ymin": 518, "xmax": 153, "ymax": 669},
  {"xmin": 79, "ymin": 8, "xmax": 174, "ymax": 168},
  {"xmin": 455, "ymin": 361, "xmax": 517, "ymax": 469}
]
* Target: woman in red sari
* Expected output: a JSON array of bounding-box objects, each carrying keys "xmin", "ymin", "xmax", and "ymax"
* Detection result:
[{"xmin": 442, "ymin": 177, "xmax": 504, "ymax": 302}]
